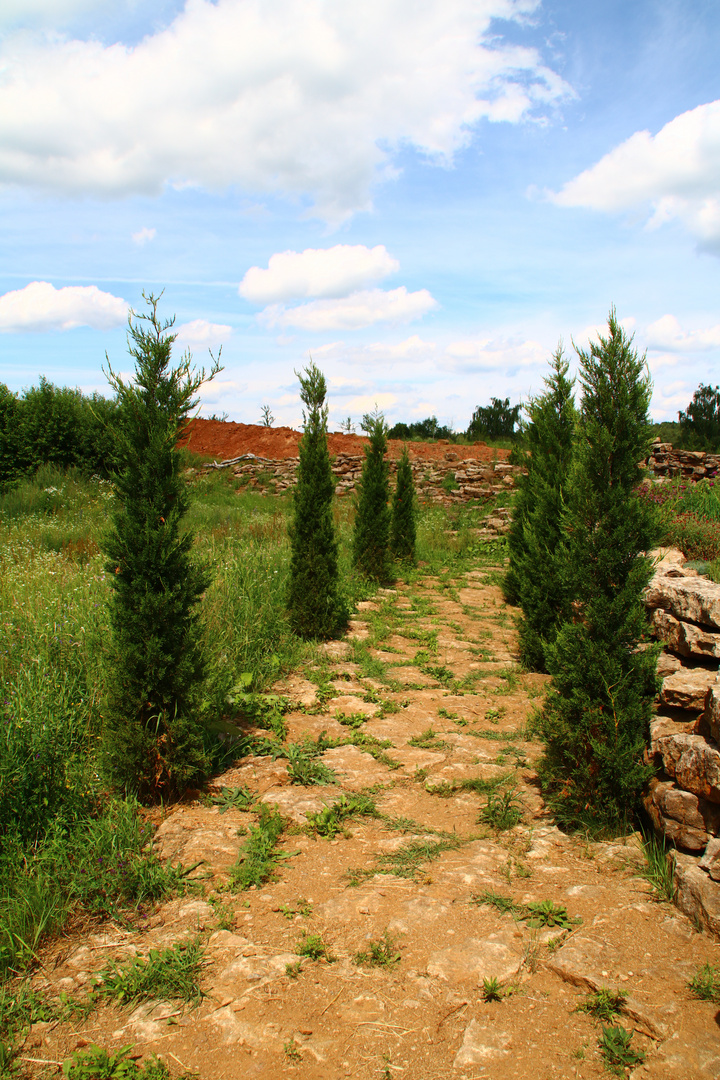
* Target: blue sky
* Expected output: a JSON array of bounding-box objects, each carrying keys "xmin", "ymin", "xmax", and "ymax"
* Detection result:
[{"xmin": 1, "ymin": 0, "xmax": 719, "ymax": 431}]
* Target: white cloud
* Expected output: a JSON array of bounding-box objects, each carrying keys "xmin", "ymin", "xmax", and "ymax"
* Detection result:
[
  {"xmin": 258, "ymin": 287, "xmax": 437, "ymax": 331},
  {"xmin": 0, "ymin": 0, "xmax": 571, "ymax": 221},
  {"xmin": 551, "ymin": 99, "xmax": 720, "ymax": 247},
  {"xmin": 132, "ymin": 226, "xmax": 156, "ymax": 246},
  {"xmin": 445, "ymin": 335, "xmax": 545, "ymax": 371},
  {"xmin": 645, "ymin": 314, "xmax": 720, "ymax": 352},
  {"xmin": 239, "ymin": 244, "xmax": 398, "ymax": 303},
  {"xmin": 345, "ymin": 392, "xmax": 398, "ymax": 414},
  {"xmin": 174, "ymin": 319, "xmax": 232, "ymax": 349},
  {"xmin": 0, "ymin": 281, "xmax": 128, "ymax": 332}
]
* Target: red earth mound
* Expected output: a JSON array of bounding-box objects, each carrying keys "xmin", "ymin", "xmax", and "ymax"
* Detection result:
[{"xmin": 179, "ymin": 418, "xmax": 509, "ymax": 463}]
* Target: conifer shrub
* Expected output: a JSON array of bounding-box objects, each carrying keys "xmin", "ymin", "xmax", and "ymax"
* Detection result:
[
  {"xmin": 0, "ymin": 384, "xmax": 20, "ymax": 492},
  {"xmin": 505, "ymin": 347, "xmax": 576, "ymax": 670},
  {"xmin": 287, "ymin": 363, "xmax": 346, "ymax": 639},
  {"xmin": 353, "ymin": 410, "xmax": 393, "ymax": 582},
  {"xmin": 536, "ymin": 311, "xmax": 660, "ymax": 834},
  {"xmin": 101, "ymin": 294, "xmax": 221, "ymax": 798},
  {"xmin": 390, "ymin": 445, "xmax": 417, "ymax": 563}
]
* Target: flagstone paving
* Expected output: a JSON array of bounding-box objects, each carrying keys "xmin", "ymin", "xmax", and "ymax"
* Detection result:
[{"xmin": 21, "ymin": 568, "xmax": 720, "ymax": 1079}]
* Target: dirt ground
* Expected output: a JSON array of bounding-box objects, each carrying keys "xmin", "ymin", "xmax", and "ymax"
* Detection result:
[
  {"xmin": 178, "ymin": 419, "xmax": 510, "ymax": 464},
  {"xmin": 19, "ymin": 569, "xmax": 720, "ymax": 1080}
]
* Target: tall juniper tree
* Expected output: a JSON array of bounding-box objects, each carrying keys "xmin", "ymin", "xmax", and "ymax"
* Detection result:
[
  {"xmin": 390, "ymin": 445, "xmax": 417, "ymax": 563},
  {"xmin": 537, "ymin": 310, "xmax": 660, "ymax": 834},
  {"xmin": 353, "ymin": 410, "xmax": 392, "ymax": 582},
  {"xmin": 101, "ymin": 294, "xmax": 221, "ymax": 797},
  {"xmin": 287, "ymin": 362, "xmax": 346, "ymax": 639},
  {"xmin": 504, "ymin": 346, "xmax": 576, "ymax": 670}
]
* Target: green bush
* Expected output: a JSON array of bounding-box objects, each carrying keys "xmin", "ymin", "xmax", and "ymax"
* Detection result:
[
  {"xmin": 286, "ymin": 363, "xmax": 347, "ymax": 639},
  {"xmin": 467, "ymin": 397, "xmax": 521, "ymax": 441},
  {"xmin": 537, "ymin": 310, "xmax": 660, "ymax": 834},
  {"xmin": 678, "ymin": 383, "xmax": 720, "ymax": 451},
  {"xmin": 101, "ymin": 294, "xmax": 220, "ymax": 798}
]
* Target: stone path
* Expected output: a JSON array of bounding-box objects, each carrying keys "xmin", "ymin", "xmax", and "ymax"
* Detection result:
[{"xmin": 23, "ymin": 568, "xmax": 720, "ymax": 1079}]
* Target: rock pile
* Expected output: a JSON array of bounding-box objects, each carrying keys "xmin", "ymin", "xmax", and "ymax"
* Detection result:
[
  {"xmin": 644, "ymin": 548, "xmax": 720, "ymax": 932},
  {"xmin": 203, "ymin": 451, "xmax": 522, "ymax": 512},
  {"xmin": 644, "ymin": 441, "xmax": 720, "ymax": 480}
]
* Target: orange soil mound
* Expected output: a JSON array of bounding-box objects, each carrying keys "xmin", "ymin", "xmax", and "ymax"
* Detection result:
[{"xmin": 179, "ymin": 418, "xmax": 509, "ymax": 463}]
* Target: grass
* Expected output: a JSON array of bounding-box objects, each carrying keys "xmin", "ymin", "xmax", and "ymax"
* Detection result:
[
  {"xmin": 62, "ymin": 1044, "xmax": 176, "ymax": 1079},
  {"xmin": 478, "ymin": 786, "xmax": 524, "ymax": 830},
  {"xmin": 481, "ymin": 976, "xmax": 507, "ymax": 1002},
  {"xmin": 348, "ymin": 836, "xmax": 462, "ymax": 885},
  {"xmin": 286, "ymin": 742, "xmax": 337, "ymax": 786},
  {"xmin": 94, "ymin": 939, "xmax": 207, "ymax": 1007},
  {"xmin": 229, "ymin": 804, "xmax": 288, "ymax": 889},
  {"xmin": 471, "ymin": 891, "xmax": 581, "ymax": 930},
  {"xmin": 408, "ymin": 726, "xmax": 449, "ymax": 750},
  {"xmin": 640, "ymin": 830, "xmax": 676, "ymax": 901},
  {"xmin": 426, "ymin": 773, "xmax": 512, "ymax": 798},
  {"xmin": 688, "ymin": 962, "xmax": 720, "ymax": 1003},
  {"xmin": 353, "ymin": 930, "xmax": 401, "ymax": 967},
  {"xmin": 577, "ymin": 988, "xmax": 627, "ymax": 1023},
  {"xmin": 295, "ymin": 933, "xmax": 335, "ymax": 962},
  {"xmin": 306, "ymin": 793, "xmax": 379, "ymax": 837}
]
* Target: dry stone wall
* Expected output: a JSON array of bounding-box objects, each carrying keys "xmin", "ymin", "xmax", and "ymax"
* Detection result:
[
  {"xmin": 644, "ymin": 441, "xmax": 720, "ymax": 480},
  {"xmin": 644, "ymin": 548, "xmax": 720, "ymax": 931},
  {"xmin": 203, "ymin": 450, "xmax": 521, "ymax": 525}
]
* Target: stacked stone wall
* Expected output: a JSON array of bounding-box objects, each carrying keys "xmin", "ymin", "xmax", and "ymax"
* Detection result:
[
  {"xmin": 644, "ymin": 441, "xmax": 720, "ymax": 480},
  {"xmin": 644, "ymin": 550, "xmax": 720, "ymax": 930},
  {"xmin": 202, "ymin": 450, "xmax": 522, "ymax": 512}
]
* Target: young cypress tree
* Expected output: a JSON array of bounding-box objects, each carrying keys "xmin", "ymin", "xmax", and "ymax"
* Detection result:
[
  {"xmin": 287, "ymin": 362, "xmax": 346, "ymax": 639},
  {"xmin": 101, "ymin": 294, "xmax": 221, "ymax": 798},
  {"xmin": 504, "ymin": 346, "xmax": 576, "ymax": 670},
  {"xmin": 390, "ymin": 445, "xmax": 417, "ymax": 563},
  {"xmin": 536, "ymin": 310, "xmax": 660, "ymax": 834},
  {"xmin": 353, "ymin": 410, "xmax": 392, "ymax": 582}
]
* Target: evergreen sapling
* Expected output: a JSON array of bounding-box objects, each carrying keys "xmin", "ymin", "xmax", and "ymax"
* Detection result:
[
  {"xmin": 287, "ymin": 363, "xmax": 346, "ymax": 639},
  {"xmin": 537, "ymin": 310, "xmax": 660, "ymax": 833},
  {"xmin": 353, "ymin": 410, "xmax": 392, "ymax": 581},
  {"xmin": 390, "ymin": 445, "xmax": 417, "ymax": 563},
  {"xmin": 101, "ymin": 294, "xmax": 221, "ymax": 798},
  {"xmin": 505, "ymin": 346, "xmax": 576, "ymax": 670}
]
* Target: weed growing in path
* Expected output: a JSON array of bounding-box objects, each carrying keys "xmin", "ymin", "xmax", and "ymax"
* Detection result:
[
  {"xmin": 295, "ymin": 933, "xmax": 335, "ymax": 962},
  {"xmin": 306, "ymin": 794, "xmax": 379, "ymax": 837},
  {"xmin": 481, "ymin": 976, "xmax": 506, "ymax": 1002},
  {"xmin": 598, "ymin": 1024, "xmax": 645, "ymax": 1075},
  {"xmin": 577, "ymin": 988, "xmax": 627, "ymax": 1023},
  {"xmin": 688, "ymin": 963, "xmax": 720, "ymax": 1003},
  {"xmin": 353, "ymin": 931, "xmax": 401, "ymax": 968},
  {"xmin": 640, "ymin": 831, "xmax": 676, "ymax": 901},
  {"xmin": 478, "ymin": 787, "xmax": 524, "ymax": 830},
  {"xmin": 62, "ymin": 1044, "xmax": 173, "ymax": 1080},
  {"xmin": 95, "ymin": 939, "xmax": 207, "ymax": 1007},
  {"xmin": 230, "ymin": 805, "xmax": 287, "ymax": 889}
]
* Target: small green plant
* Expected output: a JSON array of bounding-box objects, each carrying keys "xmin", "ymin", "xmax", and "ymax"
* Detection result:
[
  {"xmin": 438, "ymin": 707, "xmax": 458, "ymax": 720},
  {"xmin": 598, "ymin": 1024, "xmax": 645, "ymax": 1075},
  {"xmin": 286, "ymin": 742, "xmax": 337, "ymax": 786},
  {"xmin": 279, "ymin": 898, "xmax": 313, "ymax": 919},
  {"xmin": 230, "ymin": 804, "xmax": 287, "ymax": 889},
  {"xmin": 577, "ymin": 988, "xmax": 627, "ymax": 1023},
  {"xmin": 640, "ymin": 830, "xmax": 676, "ymax": 901},
  {"xmin": 94, "ymin": 939, "xmax": 207, "ymax": 1007},
  {"xmin": 471, "ymin": 889, "xmax": 523, "ymax": 918},
  {"xmin": 524, "ymin": 900, "xmax": 579, "ymax": 930},
  {"xmin": 479, "ymin": 787, "xmax": 524, "ymax": 830},
  {"xmin": 211, "ymin": 786, "xmax": 256, "ymax": 813},
  {"xmin": 688, "ymin": 962, "xmax": 720, "ymax": 1003},
  {"xmin": 284, "ymin": 1039, "xmax": 302, "ymax": 1062},
  {"xmin": 485, "ymin": 707, "xmax": 501, "ymax": 724},
  {"xmin": 481, "ymin": 976, "xmax": 506, "ymax": 1002},
  {"xmin": 408, "ymin": 727, "xmax": 448, "ymax": 750},
  {"xmin": 353, "ymin": 931, "xmax": 401, "ymax": 968},
  {"xmin": 285, "ymin": 961, "xmax": 303, "ymax": 978},
  {"xmin": 295, "ymin": 933, "xmax": 335, "ymax": 962},
  {"xmin": 306, "ymin": 794, "xmax": 378, "ymax": 837},
  {"xmin": 62, "ymin": 1044, "xmax": 171, "ymax": 1080},
  {"xmin": 334, "ymin": 709, "xmax": 367, "ymax": 729}
]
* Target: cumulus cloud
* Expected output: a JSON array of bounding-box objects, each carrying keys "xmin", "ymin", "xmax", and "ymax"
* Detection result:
[
  {"xmin": 0, "ymin": 281, "xmax": 128, "ymax": 332},
  {"xmin": 174, "ymin": 319, "xmax": 232, "ymax": 349},
  {"xmin": 258, "ymin": 287, "xmax": 437, "ymax": 331},
  {"xmin": 645, "ymin": 313, "xmax": 720, "ymax": 352},
  {"xmin": 444, "ymin": 335, "xmax": 545, "ymax": 371},
  {"xmin": 239, "ymin": 244, "xmax": 398, "ymax": 303},
  {"xmin": 0, "ymin": 0, "xmax": 571, "ymax": 220},
  {"xmin": 550, "ymin": 100, "xmax": 720, "ymax": 248},
  {"xmin": 132, "ymin": 226, "xmax": 156, "ymax": 246}
]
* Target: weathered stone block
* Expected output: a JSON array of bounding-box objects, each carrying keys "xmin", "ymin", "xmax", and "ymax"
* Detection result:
[
  {"xmin": 645, "ymin": 572, "xmax": 720, "ymax": 630},
  {"xmin": 699, "ymin": 837, "xmax": 720, "ymax": 882},
  {"xmin": 653, "ymin": 608, "xmax": 720, "ymax": 659},
  {"xmin": 660, "ymin": 667, "xmax": 719, "ymax": 711},
  {"xmin": 654, "ymin": 730, "xmax": 720, "ymax": 804}
]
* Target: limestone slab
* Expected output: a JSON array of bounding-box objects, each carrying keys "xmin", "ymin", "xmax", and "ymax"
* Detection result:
[
  {"xmin": 653, "ymin": 608, "xmax": 720, "ymax": 658},
  {"xmin": 645, "ymin": 573, "xmax": 720, "ymax": 630},
  {"xmin": 660, "ymin": 667, "xmax": 718, "ymax": 711}
]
